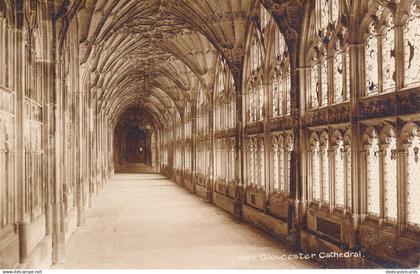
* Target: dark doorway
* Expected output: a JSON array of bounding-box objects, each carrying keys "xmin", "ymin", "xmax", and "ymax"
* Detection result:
[
  {"xmin": 126, "ymin": 126, "xmax": 150, "ymax": 164},
  {"xmin": 113, "ymin": 106, "xmax": 156, "ymax": 172}
]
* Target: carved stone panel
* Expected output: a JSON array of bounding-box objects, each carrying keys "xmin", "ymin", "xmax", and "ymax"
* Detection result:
[
  {"xmin": 306, "ymin": 103, "xmax": 350, "ymax": 127},
  {"xmin": 359, "ymin": 94, "xmax": 397, "ymax": 120},
  {"xmin": 244, "ymin": 122, "xmax": 264, "ymax": 135},
  {"xmin": 398, "ymin": 89, "xmax": 420, "ymax": 116},
  {"xmin": 269, "ymin": 116, "xmax": 293, "ymax": 132}
]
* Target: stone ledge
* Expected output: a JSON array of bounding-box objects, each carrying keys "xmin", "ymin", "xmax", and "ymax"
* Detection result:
[
  {"xmin": 242, "ymin": 205, "xmax": 288, "ymax": 241},
  {"xmin": 195, "ymin": 184, "xmax": 207, "ymax": 200},
  {"xmin": 213, "ymin": 192, "xmax": 235, "ymax": 215},
  {"xmin": 300, "ymin": 230, "xmax": 380, "ymax": 268},
  {"xmin": 359, "ymin": 224, "xmax": 420, "ymax": 268}
]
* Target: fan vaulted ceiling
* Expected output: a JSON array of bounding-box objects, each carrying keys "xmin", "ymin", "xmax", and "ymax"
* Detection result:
[{"xmin": 53, "ymin": 0, "xmax": 256, "ymax": 129}]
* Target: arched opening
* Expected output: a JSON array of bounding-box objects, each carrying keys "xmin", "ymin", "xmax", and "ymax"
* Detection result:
[
  {"xmin": 113, "ymin": 106, "xmax": 157, "ymax": 172},
  {"xmin": 125, "ymin": 126, "xmax": 151, "ymax": 164}
]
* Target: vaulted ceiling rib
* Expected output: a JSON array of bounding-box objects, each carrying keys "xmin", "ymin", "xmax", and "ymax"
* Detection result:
[{"xmin": 56, "ymin": 0, "xmax": 257, "ymax": 129}]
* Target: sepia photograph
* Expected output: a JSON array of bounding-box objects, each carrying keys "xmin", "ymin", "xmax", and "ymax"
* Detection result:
[{"xmin": 0, "ymin": 0, "xmax": 419, "ymax": 273}]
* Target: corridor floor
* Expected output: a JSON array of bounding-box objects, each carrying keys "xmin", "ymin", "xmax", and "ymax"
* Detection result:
[{"xmin": 55, "ymin": 171, "xmax": 320, "ymax": 269}]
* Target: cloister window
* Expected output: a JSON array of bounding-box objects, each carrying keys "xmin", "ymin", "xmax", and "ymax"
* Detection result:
[
  {"xmin": 362, "ymin": 1, "xmax": 420, "ymax": 95},
  {"xmin": 345, "ymin": 50, "xmax": 351, "ymax": 100},
  {"xmin": 312, "ymin": 0, "xmax": 348, "ymax": 106},
  {"xmin": 330, "ymin": 130, "xmax": 352, "ymax": 209},
  {"xmin": 248, "ymin": 79, "xmax": 263, "ymax": 123},
  {"xmin": 311, "ymin": 54, "xmax": 320, "ymax": 108},
  {"xmin": 214, "ymin": 140, "xmax": 221, "ymax": 178},
  {"xmin": 365, "ymin": 24, "xmax": 379, "ymax": 96},
  {"xmin": 228, "ymin": 75, "xmax": 236, "ymax": 129},
  {"xmin": 333, "ymin": 42, "xmax": 345, "ymax": 103},
  {"xmin": 197, "ymin": 84, "xmax": 208, "ymax": 136},
  {"xmin": 212, "ymin": 57, "xmax": 236, "ymax": 181},
  {"xmin": 185, "ymin": 145, "xmax": 191, "ymax": 171},
  {"xmin": 310, "ymin": 135, "xmax": 321, "ymax": 201},
  {"xmin": 358, "ymin": 125, "xmax": 404, "ymax": 222},
  {"xmin": 258, "ymin": 81, "xmax": 264, "ymax": 120},
  {"xmin": 260, "ymin": 6, "xmax": 270, "ymax": 36},
  {"xmin": 331, "ymin": 0, "xmax": 339, "ymax": 24},
  {"xmin": 309, "ymin": 130, "xmax": 352, "ymax": 208},
  {"xmin": 318, "ymin": 0, "xmax": 330, "ymax": 33},
  {"xmin": 321, "ymin": 54, "xmax": 329, "ymax": 106},
  {"xmin": 185, "ymin": 102, "xmax": 192, "ymax": 139},
  {"xmin": 222, "ymin": 141, "xmax": 227, "ymax": 179},
  {"xmin": 333, "ymin": 134, "xmax": 345, "ymax": 207},
  {"xmin": 215, "ymin": 58, "xmax": 225, "ymax": 131},
  {"xmin": 382, "ymin": 129, "xmax": 397, "ymax": 221},
  {"xmin": 362, "ymin": 126, "xmax": 398, "ymax": 222},
  {"xmin": 197, "ymin": 140, "xmax": 210, "ymax": 176},
  {"xmin": 320, "ymin": 133, "xmax": 329, "ymax": 203},
  {"xmin": 285, "ymin": 137, "xmax": 293, "ymax": 192},
  {"xmin": 272, "ymin": 135, "xmax": 293, "ymax": 193},
  {"xmin": 272, "ymin": 75, "xmax": 280, "ymax": 117},
  {"xmin": 249, "ymin": 86, "xmax": 255, "ymax": 122},
  {"xmin": 310, "ymin": 49, "xmax": 329, "ymax": 108},
  {"xmin": 250, "ymin": 140, "xmax": 256, "ymax": 185},
  {"xmin": 364, "ymin": 9, "xmax": 397, "ymax": 96},
  {"xmin": 196, "ymin": 83, "xmax": 210, "ymax": 177},
  {"xmin": 272, "ymin": 139, "xmax": 280, "ymax": 189},
  {"xmin": 383, "ymin": 16, "xmax": 396, "ymax": 92},
  {"xmin": 316, "ymin": 0, "xmax": 340, "ymax": 36},
  {"xmin": 251, "ymin": 38, "xmax": 262, "ymax": 72},
  {"xmin": 366, "ymin": 130, "xmax": 380, "ymax": 216},
  {"xmin": 346, "ymin": 145, "xmax": 352, "ymax": 209},
  {"xmin": 404, "ymin": 1, "xmax": 420, "ymax": 87},
  {"xmin": 248, "ymin": 139, "xmax": 256, "ymax": 185},
  {"xmin": 247, "ymin": 137, "xmax": 265, "ymax": 188},
  {"xmin": 272, "ymin": 27, "xmax": 291, "ymax": 117},
  {"xmin": 227, "ymin": 139, "xmax": 235, "ymax": 181},
  {"xmin": 247, "ymin": 31, "xmax": 264, "ymax": 124},
  {"xmin": 198, "ymin": 143, "xmax": 203, "ymax": 175},
  {"xmin": 286, "ymin": 71, "xmax": 291, "ymax": 114},
  {"xmin": 259, "ymin": 139, "xmax": 265, "ymax": 188}
]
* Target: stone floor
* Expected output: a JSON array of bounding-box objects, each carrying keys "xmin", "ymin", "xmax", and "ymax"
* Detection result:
[
  {"xmin": 116, "ymin": 163, "xmax": 158, "ymax": 173},
  {"xmin": 54, "ymin": 168, "xmax": 321, "ymax": 269}
]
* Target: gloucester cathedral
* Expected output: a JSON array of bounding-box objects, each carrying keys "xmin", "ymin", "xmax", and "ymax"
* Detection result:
[{"xmin": 0, "ymin": 0, "xmax": 419, "ymax": 269}]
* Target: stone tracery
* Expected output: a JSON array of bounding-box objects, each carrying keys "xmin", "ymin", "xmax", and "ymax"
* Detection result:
[{"xmin": 0, "ymin": 0, "xmax": 419, "ymax": 269}]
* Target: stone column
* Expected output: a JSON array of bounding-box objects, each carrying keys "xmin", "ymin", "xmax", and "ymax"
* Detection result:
[
  {"xmin": 49, "ymin": 43, "xmax": 65, "ymax": 264},
  {"xmin": 233, "ymin": 71, "xmax": 244, "ymax": 219},
  {"xmin": 396, "ymin": 118, "xmax": 407, "ymax": 232},
  {"xmin": 349, "ymin": 42, "xmax": 364, "ymax": 228},
  {"xmin": 191, "ymin": 103, "xmax": 197, "ymax": 194},
  {"xmin": 13, "ymin": 12, "xmax": 30, "ymax": 263},
  {"xmin": 208, "ymin": 90, "xmax": 214, "ymax": 203},
  {"xmin": 75, "ymin": 88, "xmax": 85, "ymax": 226},
  {"xmin": 42, "ymin": 58, "xmax": 55, "ymax": 236},
  {"xmin": 297, "ymin": 65, "xmax": 311, "ymax": 210},
  {"xmin": 181, "ymin": 111, "xmax": 185, "ymax": 186},
  {"xmin": 263, "ymin": 76, "xmax": 271, "ymax": 212},
  {"xmin": 289, "ymin": 36, "xmax": 304, "ymax": 249}
]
